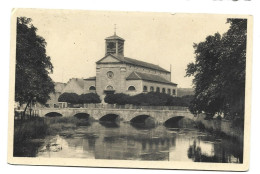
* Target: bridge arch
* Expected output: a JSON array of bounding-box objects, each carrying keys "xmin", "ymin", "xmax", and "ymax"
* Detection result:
[
  {"xmin": 164, "ymin": 116, "xmax": 195, "ymax": 128},
  {"xmin": 130, "ymin": 115, "xmax": 155, "ymax": 129},
  {"xmin": 45, "ymin": 112, "xmax": 63, "ymax": 117},
  {"xmin": 73, "ymin": 113, "xmax": 90, "ymax": 119},
  {"xmin": 99, "ymin": 113, "xmax": 120, "ymax": 122},
  {"xmin": 130, "ymin": 115, "xmax": 153, "ymax": 123}
]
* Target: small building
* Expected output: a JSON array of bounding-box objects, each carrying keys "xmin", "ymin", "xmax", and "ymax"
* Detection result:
[
  {"xmin": 46, "ymin": 82, "xmax": 66, "ymax": 107},
  {"xmin": 61, "ymin": 78, "xmax": 85, "ymax": 95}
]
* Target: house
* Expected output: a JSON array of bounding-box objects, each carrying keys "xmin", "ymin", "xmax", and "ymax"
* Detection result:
[{"xmin": 46, "ymin": 82, "xmax": 66, "ymax": 107}]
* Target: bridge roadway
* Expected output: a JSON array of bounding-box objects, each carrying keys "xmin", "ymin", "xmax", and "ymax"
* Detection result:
[{"xmin": 38, "ymin": 107, "xmax": 195, "ymax": 124}]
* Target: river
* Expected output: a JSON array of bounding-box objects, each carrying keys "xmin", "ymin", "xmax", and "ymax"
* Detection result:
[{"xmin": 34, "ymin": 121, "xmax": 243, "ymax": 163}]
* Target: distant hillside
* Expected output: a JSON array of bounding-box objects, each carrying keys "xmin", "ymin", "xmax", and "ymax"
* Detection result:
[{"xmin": 177, "ymin": 88, "xmax": 194, "ymax": 97}]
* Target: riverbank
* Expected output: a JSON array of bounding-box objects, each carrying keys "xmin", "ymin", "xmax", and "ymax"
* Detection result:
[
  {"xmin": 13, "ymin": 117, "xmax": 91, "ymax": 156},
  {"xmin": 194, "ymin": 115, "xmax": 244, "ymax": 142}
]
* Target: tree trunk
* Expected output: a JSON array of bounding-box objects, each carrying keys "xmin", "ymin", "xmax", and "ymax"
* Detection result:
[
  {"xmin": 29, "ymin": 99, "xmax": 33, "ymax": 118},
  {"xmin": 23, "ymin": 100, "xmax": 31, "ymax": 120}
]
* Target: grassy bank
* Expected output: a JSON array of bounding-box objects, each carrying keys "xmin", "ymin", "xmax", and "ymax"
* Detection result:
[
  {"xmin": 14, "ymin": 118, "xmax": 48, "ymax": 144},
  {"xmin": 44, "ymin": 116, "xmax": 91, "ymax": 135},
  {"xmin": 13, "ymin": 118, "xmax": 48, "ymax": 157},
  {"xmin": 14, "ymin": 117, "xmax": 91, "ymax": 142},
  {"xmin": 194, "ymin": 119, "xmax": 244, "ymax": 142},
  {"xmin": 13, "ymin": 116, "xmax": 91, "ymax": 156}
]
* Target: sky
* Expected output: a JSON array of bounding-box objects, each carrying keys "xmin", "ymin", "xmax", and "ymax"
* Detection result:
[{"xmin": 16, "ymin": 9, "xmax": 231, "ymax": 88}]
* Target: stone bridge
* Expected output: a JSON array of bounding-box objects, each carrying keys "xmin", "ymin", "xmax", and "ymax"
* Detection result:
[{"xmin": 38, "ymin": 108, "xmax": 195, "ymax": 124}]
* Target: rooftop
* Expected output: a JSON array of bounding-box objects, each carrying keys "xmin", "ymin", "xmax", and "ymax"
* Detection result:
[
  {"xmin": 84, "ymin": 76, "xmax": 96, "ymax": 80},
  {"xmin": 105, "ymin": 34, "xmax": 125, "ymax": 41},
  {"xmin": 126, "ymin": 71, "xmax": 177, "ymax": 86},
  {"xmin": 124, "ymin": 57, "xmax": 170, "ymax": 73},
  {"xmin": 67, "ymin": 78, "xmax": 85, "ymax": 89},
  {"xmin": 97, "ymin": 54, "xmax": 170, "ymax": 73}
]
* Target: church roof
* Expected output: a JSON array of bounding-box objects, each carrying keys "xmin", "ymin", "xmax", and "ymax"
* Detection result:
[
  {"xmin": 105, "ymin": 34, "xmax": 125, "ymax": 41},
  {"xmin": 84, "ymin": 76, "xmax": 96, "ymax": 80},
  {"xmin": 97, "ymin": 54, "xmax": 170, "ymax": 73},
  {"xmin": 126, "ymin": 71, "xmax": 177, "ymax": 86},
  {"xmin": 123, "ymin": 57, "xmax": 170, "ymax": 73}
]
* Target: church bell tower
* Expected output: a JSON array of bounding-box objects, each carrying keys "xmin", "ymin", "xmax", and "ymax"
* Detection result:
[{"xmin": 105, "ymin": 25, "xmax": 125, "ymax": 57}]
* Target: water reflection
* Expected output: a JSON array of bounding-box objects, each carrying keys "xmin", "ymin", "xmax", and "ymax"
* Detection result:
[
  {"xmin": 130, "ymin": 122, "xmax": 155, "ymax": 129},
  {"xmin": 99, "ymin": 121, "xmax": 120, "ymax": 128},
  {"xmin": 36, "ymin": 122, "xmax": 243, "ymax": 163}
]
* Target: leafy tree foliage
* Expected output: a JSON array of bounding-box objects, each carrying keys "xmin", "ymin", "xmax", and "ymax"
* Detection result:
[
  {"xmin": 78, "ymin": 93, "xmax": 101, "ymax": 104},
  {"xmin": 58, "ymin": 93, "xmax": 79, "ymax": 104},
  {"xmin": 186, "ymin": 19, "xmax": 247, "ymax": 119},
  {"xmin": 15, "ymin": 17, "xmax": 54, "ymax": 106},
  {"xmin": 58, "ymin": 93, "xmax": 101, "ymax": 104},
  {"xmin": 104, "ymin": 93, "xmax": 130, "ymax": 105},
  {"xmin": 104, "ymin": 92, "xmax": 193, "ymax": 106}
]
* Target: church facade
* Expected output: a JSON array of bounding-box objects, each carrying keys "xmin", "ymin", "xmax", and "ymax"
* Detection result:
[
  {"xmin": 46, "ymin": 32, "xmax": 178, "ymax": 107},
  {"xmin": 83, "ymin": 33, "xmax": 178, "ymax": 101}
]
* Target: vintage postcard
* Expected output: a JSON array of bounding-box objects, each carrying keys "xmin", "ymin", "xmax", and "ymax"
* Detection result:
[{"xmin": 8, "ymin": 9, "xmax": 252, "ymax": 171}]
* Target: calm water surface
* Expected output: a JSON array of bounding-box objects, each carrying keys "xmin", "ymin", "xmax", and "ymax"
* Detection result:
[{"xmin": 35, "ymin": 121, "xmax": 243, "ymax": 163}]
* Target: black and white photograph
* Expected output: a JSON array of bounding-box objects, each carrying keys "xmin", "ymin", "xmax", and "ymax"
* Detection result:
[{"xmin": 7, "ymin": 8, "xmax": 252, "ymax": 171}]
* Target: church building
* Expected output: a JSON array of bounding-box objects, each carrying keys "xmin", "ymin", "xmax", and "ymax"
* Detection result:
[{"xmin": 82, "ymin": 32, "xmax": 178, "ymax": 101}]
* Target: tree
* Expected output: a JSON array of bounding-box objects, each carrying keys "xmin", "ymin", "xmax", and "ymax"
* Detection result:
[
  {"xmin": 58, "ymin": 93, "xmax": 79, "ymax": 104},
  {"xmin": 186, "ymin": 19, "xmax": 247, "ymax": 119},
  {"xmin": 15, "ymin": 17, "xmax": 55, "ymax": 115},
  {"xmin": 78, "ymin": 93, "xmax": 101, "ymax": 104},
  {"xmin": 58, "ymin": 93, "xmax": 101, "ymax": 104},
  {"xmin": 104, "ymin": 92, "xmax": 192, "ymax": 106},
  {"xmin": 104, "ymin": 93, "xmax": 130, "ymax": 105}
]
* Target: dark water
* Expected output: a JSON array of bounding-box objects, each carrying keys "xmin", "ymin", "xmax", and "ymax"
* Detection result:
[{"xmin": 34, "ymin": 121, "xmax": 243, "ymax": 163}]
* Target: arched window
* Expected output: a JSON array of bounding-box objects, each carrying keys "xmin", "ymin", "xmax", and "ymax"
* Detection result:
[
  {"xmin": 167, "ymin": 89, "xmax": 171, "ymax": 95},
  {"xmin": 156, "ymin": 87, "xmax": 160, "ymax": 92},
  {"xmin": 106, "ymin": 85, "xmax": 114, "ymax": 90},
  {"xmin": 128, "ymin": 86, "xmax": 136, "ymax": 91},
  {"xmin": 89, "ymin": 86, "xmax": 96, "ymax": 90},
  {"xmin": 143, "ymin": 86, "xmax": 148, "ymax": 92},
  {"xmin": 150, "ymin": 86, "xmax": 154, "ymax": 92},
  {"xmin": 162, "ymin": 88, "xmax": 166, "ymax": 93},
  {"xmin": 172, "ymin": 89, "xmax": 176, "ymax": 95}
]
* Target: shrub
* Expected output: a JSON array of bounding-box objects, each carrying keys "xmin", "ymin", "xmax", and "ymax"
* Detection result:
[
  {"xmin": 58, "ymin": 93, "xmax": 79, "ymax": 104},
  {"xmin": 104, "ymin": 93, "xmax": 131, "ymax": 105},
  {"xmin": 58, "ymin": 93, "xmax": 101, "ymax": 104},
  {"xmin": 78, "ymin": 93, "xmax": 101, "ymax": 104},
  {"xmin": 105, "ymin": 92, "xmax": 194, "ymax": 106}
]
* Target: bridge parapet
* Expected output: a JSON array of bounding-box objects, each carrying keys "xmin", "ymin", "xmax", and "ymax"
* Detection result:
[{"xmin": 84, "ymin": 104, "xmax": 188, "ymax": 111}]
